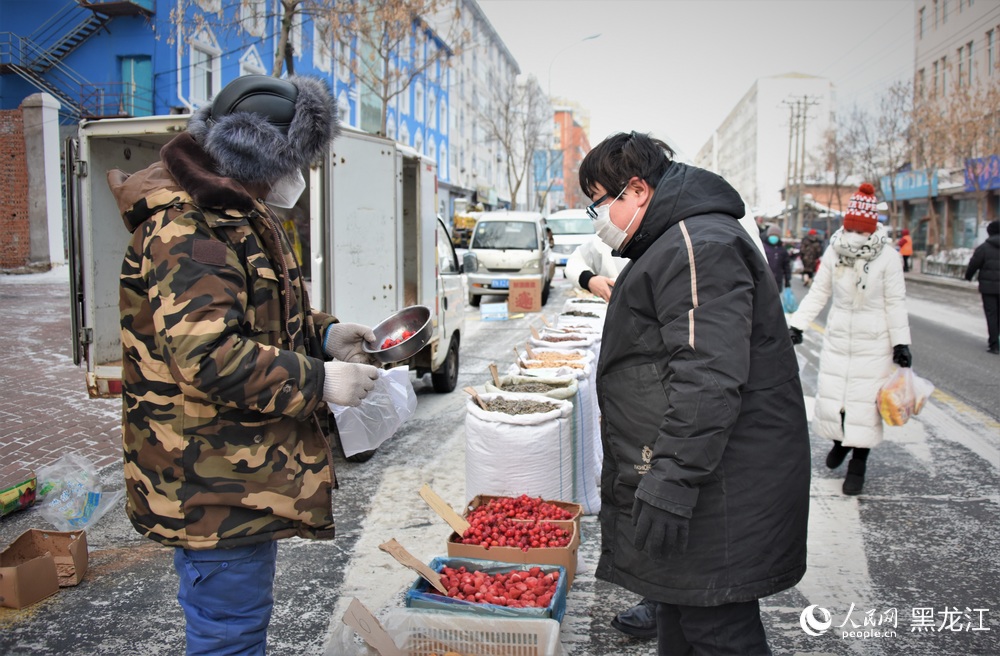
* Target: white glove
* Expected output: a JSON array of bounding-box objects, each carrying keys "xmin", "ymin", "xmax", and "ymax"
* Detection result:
[
  {"xmin": 324, "ymin": 322, "xmax": 377, "ymax": 364},
  {"xmin": 323, "ymin": 361, "xmax": 379, "ymax": 407}
]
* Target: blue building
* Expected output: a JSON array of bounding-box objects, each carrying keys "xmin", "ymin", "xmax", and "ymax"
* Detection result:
[{"xmin": 0, "ymin": 0, "xmax": 453, "ymax": 184}]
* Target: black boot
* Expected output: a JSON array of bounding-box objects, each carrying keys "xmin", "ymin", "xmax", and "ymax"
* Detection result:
[
  {"xmin": 843, "ymin": 457, "xmax": 867, "ymax": 495},
  {"xmin": 611, "ymin": 597, "xmax": 658, "ymax": 639},
  {"xmin": 826, "ymin": 440, "xmax": 851, "ymax": 469}
]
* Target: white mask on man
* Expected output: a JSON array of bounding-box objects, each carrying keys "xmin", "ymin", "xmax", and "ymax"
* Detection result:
[
  {"xmin": 265, "ymin": 169, "xmax": 306, "ymax": 208},
  {"xmin": 593, "ymin": 186, "xmax": 640, "ymax": 252}
]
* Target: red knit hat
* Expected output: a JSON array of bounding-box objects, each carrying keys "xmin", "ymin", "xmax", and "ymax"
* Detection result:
[{"xmin": 843, "ymin": 183, "xmax": 879, "ymax": 233}]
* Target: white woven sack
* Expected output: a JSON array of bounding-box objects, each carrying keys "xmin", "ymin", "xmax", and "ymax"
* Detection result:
[
  {"xmin": 523, "ymin": 347, "xmax": 594, "ymax": 371},
  {"xmin": 529, "ymin": 330, "xmax": 597, "ymax": 352},
  {"xmin": 465, "ymin": 392, "xmax": 574, "ymax": 503},
  {"xmin": 504, "ymin": 363, "xmax": 602, "ymax": 514},
  {"xmin": 484, "ymin": 374, "xmax": 578, "ymax": 401},
  {"xmin": 530, "ymin": 332, "xmax": 601, "ymax": 365},
  {"xmin": 557, "ymin": 312, "xmax": 604, "ymax": 332},
  {"xmin": 563, "ymin": 298, "xmax": 608, "ymax": 317}
]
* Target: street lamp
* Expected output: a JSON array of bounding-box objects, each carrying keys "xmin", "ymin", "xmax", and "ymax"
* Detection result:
[{"xmin": 547, "ymin": 33, "xmax": 601, "ymax": 98}]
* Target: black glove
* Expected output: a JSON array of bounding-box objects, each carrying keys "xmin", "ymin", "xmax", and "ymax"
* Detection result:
[
  {"xmin": 789, "ymin": 327, "xmax": 803, "ymax": 345},
  {"xmin": 631, "ymin": 496, "xmax": 689, "ymax": 558},
  {"xmin": 893, "ymin": 344, "xmax": 912, "ymax": 368}
]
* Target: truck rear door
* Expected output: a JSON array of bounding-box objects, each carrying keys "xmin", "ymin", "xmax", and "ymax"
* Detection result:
[
  {"xmin": 324, "ymin": 130, "xmax": 402, "ymax": 326},
  {"xmin": 69, "ymin": 116, "xmax": 187, "ymax": 397}
]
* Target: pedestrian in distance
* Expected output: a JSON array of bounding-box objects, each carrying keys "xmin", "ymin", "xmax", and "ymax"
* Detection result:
[
  {"xmin": 897, "ymin": 228, "xmax": 913, "ymax": 272},
  {"xmin": 964, "ymin": 220, "xmax": 999, "ymax": 355},
  {"xmin": 800, "ymin": 228, "xmax": 824, "ymax": 286},
  {"xmin": 565, "ymin": 234, "xmax": 627, "ymax": 302},
  {"xmin": 763, "ymin": 225, "xmax": 792, "ymax": 291},
  {"xmin": 109, "ymin": 74, "xmax": 381, "ymax": 655},
  {"xmin": 788, "ymin": 183, "xmax": 913, "ymax": 495},
  {"xmin": 579, "ymin": 131, "xmax": 810, "ymax": 655}
]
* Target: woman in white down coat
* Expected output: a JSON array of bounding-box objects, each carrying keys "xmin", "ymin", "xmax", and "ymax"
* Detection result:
[{"xmin": 788, "ymin": 183, "xmax": 912, "ymax": 495}]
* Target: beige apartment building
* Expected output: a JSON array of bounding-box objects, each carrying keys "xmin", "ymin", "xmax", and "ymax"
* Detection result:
[{"xmin": 892, "ymin": 0, "xmax": 1000, "ymax": 253}]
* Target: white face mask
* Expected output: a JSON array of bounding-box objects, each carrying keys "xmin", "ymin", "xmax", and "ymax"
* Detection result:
[
  {"xmin": 265, "ymin": 169, "xmax": 306, "ymax": 209},
  {"xmin": 593, "ymin": 186, "xmax": 641, "ymax": 252},
  {"xmin": 842, "ymin": 231, "xmax": 870, "ymax": 249}
]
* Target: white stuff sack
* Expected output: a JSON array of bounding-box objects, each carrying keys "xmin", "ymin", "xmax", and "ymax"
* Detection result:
[
  {"xmin": 525, "ymin": 346, "xmax": 594, "ymax": 369},
  {"xmin": 506, "ymin": 363, "xmax": 602, "ymax": 515},
  {"xmin": 557, "ymin": 311, "xmax": 605, "ymax": 332},
  {"xmin": 465, "ymin": 392, "xmax": 574, "ymax": 502},
  {"xmin": 532, "ymin": 326, "xmax": 602, "ymax": 363},
  {"xmin": 484, "ymin": 374, "xmax": 578, "ymax": 401},
  {"xmin": 330, "ymin": 366, "xmax": 416, "ymax": 457},
  {"xmin": 563, "ymin": 297, "xmax": 608, "ymax": 317},
  {"xmin": 529, "ymin": 330, "xmax": 598, "ymax": 352}
]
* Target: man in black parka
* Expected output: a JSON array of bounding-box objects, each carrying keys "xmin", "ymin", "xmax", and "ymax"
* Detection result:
[
  {"xmin": 965, "ymin": 219, "xmax": 1000, "ymax": 354},
  {"xmin": 580, "ymin": 132, "xmax": 810, "ymax": 655}
]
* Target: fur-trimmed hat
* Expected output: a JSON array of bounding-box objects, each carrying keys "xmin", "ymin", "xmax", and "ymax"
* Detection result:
[
  {"xmin": 843, "ymin": 183, "xmax": 879, "ymax": 233},
  {"xmin": 187, "ymin": 75, "xmax": 339, "ymax": 185}
]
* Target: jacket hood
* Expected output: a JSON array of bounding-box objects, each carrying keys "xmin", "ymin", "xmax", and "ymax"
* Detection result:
[
  {"xmin": 987, "ymin": 234, "xmax": 1000, "ymax": 248},
  {"xmin": 621, "ymin": 162, "xmax": 746, "ymax": 259},
  {"xmin": 187, "ymin": 75, "xmax": 338, "ymax": 185},
  {"xmin": 107, "ymin": 133, "xmax": 257, "ymax": 234}
]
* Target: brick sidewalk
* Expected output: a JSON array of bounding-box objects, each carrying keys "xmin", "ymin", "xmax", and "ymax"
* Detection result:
[{"xmin": 0, "ymin": 267, "xmax": 120, "ymax": 486}]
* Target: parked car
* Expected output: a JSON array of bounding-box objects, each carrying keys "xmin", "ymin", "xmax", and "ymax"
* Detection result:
[
  {"xmin": 463, "ymin": 210, "xmax": 554, "ymax": 307},
  {"xmin": 546, "ymin": 209, "xmax": 595, "ymax": 267}
]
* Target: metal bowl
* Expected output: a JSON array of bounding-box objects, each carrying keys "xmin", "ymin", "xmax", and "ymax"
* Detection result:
[{"xmin": 363, "ymin": 305, "xmax": 432, "ymax": 364}]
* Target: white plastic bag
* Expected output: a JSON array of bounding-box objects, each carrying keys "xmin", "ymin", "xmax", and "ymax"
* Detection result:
[
  {"xmin": 36, "ymin": 452, "xmax": 124, "ymax": 531},
  {"xmin": 330, "ymin": 366, "xmax": 417, "ymax": 457}
]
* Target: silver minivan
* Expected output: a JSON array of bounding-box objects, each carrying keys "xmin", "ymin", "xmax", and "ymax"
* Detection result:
[{"xmin": 463, "ymin": 210, "xmax": 554, "ymax": 306}]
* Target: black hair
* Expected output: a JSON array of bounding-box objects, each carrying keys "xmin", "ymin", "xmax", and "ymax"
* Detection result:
[{"xmin": 578, "ymin": 131, "xmax": 674, "ymax": 200}]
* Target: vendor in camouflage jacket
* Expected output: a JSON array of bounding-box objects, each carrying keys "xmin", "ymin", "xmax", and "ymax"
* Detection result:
[{"xmin": 108, "ymin": 75, "xmax": 380, "ymax": 654}]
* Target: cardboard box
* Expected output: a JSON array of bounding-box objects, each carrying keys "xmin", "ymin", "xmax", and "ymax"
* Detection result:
[
  {"xmin": 508, "ymin": 278, "xmax": 541, "ymax": 313},
  {"xmin": 405, "ymin": 557, "xmax": 569, "ymax": 622},
  {"xmin": 480, "ymin": 301, "xmax": 508, "ymax": 321},
  {"xmin": 0, "ymin": 529, "xmax": 88, "ymax": 609},
  {"xmin": 447, "ymin": 519, "xmax": 580, "ymax": 589},
  {"xmin": 464, "ymin": 494, "xmax": 582, "ymax": 531}
]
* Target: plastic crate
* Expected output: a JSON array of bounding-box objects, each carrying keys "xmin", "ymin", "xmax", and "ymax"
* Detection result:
[
  {"xmin": 405, "ymin": 557, "xmax": 568, "ymax": 623},
  {"xmin": 382, "ymin": 607, "xmax": 565, "ymax": 656}
]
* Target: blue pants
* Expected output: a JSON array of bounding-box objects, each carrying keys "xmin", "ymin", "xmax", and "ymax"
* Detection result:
[{"xmin": 174, "ymin": 541, "xmax": 279, "ymax": 656}]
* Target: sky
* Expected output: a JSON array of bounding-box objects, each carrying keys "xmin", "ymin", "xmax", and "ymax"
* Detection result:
[{"xmin": 476, "ymin": 0, "xmax": 915, "ymax": 160}]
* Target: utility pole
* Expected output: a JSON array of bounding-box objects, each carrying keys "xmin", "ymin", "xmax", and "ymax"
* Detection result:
[
  {"xmin": 795, "ymin": 100, "xmax": 806, "ymax": 238},
  {"xmin": 783, "ymin": 99, "xmax": 797, "ymax": 237},
  {"xmin": 785, "ymin": 95, "xmax": 820, "ymax": 239}
]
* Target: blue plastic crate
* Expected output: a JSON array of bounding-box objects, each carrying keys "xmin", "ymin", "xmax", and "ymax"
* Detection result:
[{"xmin": 405, "ymin": 556, "xmax": 568, "ymax": 623}]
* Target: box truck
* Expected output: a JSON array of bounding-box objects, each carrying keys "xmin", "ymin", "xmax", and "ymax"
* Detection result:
[{"xmin": 66, "ymin": 116, "xmax": 464, "ymax": 399}]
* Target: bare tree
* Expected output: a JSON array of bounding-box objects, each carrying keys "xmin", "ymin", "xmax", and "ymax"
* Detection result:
[
  {"xmin": 476, "ymin": 75, "xmax": 550, "ymax": 210},
  {"xmin": 321, "ymin": 0, "xmax": 470, "ymax": 136},
  {"xmin": 167, "ymin": 0, "xmax": 323, "ymax": 77},
  {"xmin": 842, "ymin": 104, "xmax": 881, "ymax": 189},
  {"xmin": 168, "ymin": 0, "xmax": 469, "ymax": 126},
  {"xmin": 815, "ymin": 116, "xmax": 853, "ymax": 236},
  {"xmin": 945, "ymin": 74, "xmax": 1000, "ymax": 231},
  {"xmin": 911, "ymin": 74, "xmax": 956, "ymax": 252},
  {"xmin": 876, "ymin": 80, "xmax": 913, "ymax": 231}
]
